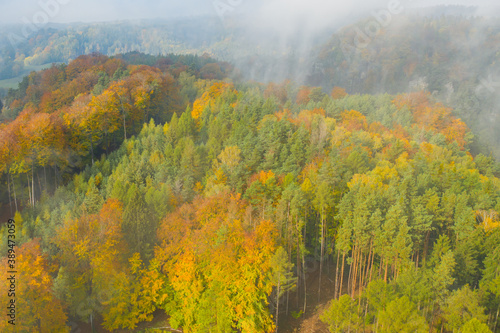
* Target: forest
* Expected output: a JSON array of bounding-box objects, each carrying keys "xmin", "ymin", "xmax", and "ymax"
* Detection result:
[
  {"xmin": 2, "ymin": 14, "xmax": 500, "ymax": 163},
  {"xmin": 0, "ymin": 50, "xmax": 499, "ymax": 332}
]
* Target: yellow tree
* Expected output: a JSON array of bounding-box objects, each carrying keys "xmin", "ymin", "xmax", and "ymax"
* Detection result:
[
  {"xmin": 0, "ymin": 239, "xmax": 68, "ymax": 332},
  {"xmin": 55, "ymin": 199, "xmax": 125, "ymax": 331}
]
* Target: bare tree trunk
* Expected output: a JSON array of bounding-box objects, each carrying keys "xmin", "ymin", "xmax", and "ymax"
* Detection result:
[
  {"xmin": 358, "ymin": 251, "xmax": 363, "ymax": 297},
  {"xmin": 27, "ymin": 173, "xmax": 32, "ymax": 207},
  {"xmin": 364, "ymin": 240, "xmax": 373, "ymax": 287},
  {"xmin": 351, "ymin": 245, "xmax": 358, "ymax": 298},
  {"xmin": 37, "ymin": 169, "xmax": 42, "ymax": 199},
  {"xmin": 494, "ymin": 304, "xmax": 499, "ymax": 333},
  {"xmin": 384, "ymin": 260, "xmax": 388, "ymax": 283},
  {"xmin": 90, "ymin": 312, "xmax": 96, "ymax": 333},
  {"xmin": 302, "ymin": 254, "xmax": 307, "ymax": 313},
  {"xmin": 369, "ymin": 246, "xmax": 375, "ymax": 285},
  {"xmin": 297, "ymin": 214, "xmax": 301, "ymax": 308},
  {"xmin": 348, "ymin": 245, "xmax": 354, "ymax": 296},
  {"xmin": 32, "ymin": 164, "xmax": 35, "ymax": 207},
  {"xmin": 340, "ymin": 252, "xmax": 346, "ymax": 298},
  {"xmin": 429, "ymin": 303, "xmax": 436, "ymax": 333},
  {"xmin": 319, "ymin": 208, "xmax": 324, "ymax": 302},
  {"xmin": 335, "ymin": 247, "xmax": 340, "ymax": 299}
]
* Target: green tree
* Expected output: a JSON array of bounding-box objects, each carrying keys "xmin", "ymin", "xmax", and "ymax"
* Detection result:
[
  {"xmin": 320, "ymin": 295, "xmax": 362, "ymax": 333},
  {"xmin": 461, "ymin": 318, "xmax": 494, "ymax": 333},
  {"xmin": 378, "ymin": 296, "xmax": 428, "ymax": 333},
  {"xmin": 123, "ymin": 184, "xmax": 156, "ymax": 261},
  {"xmin": 442, "ymin": 286, "xmax": 488, "ymax": 332}
]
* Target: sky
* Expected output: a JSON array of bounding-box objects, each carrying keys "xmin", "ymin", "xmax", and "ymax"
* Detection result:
[{"xmin": 0, "ymin": 0, "xmax": 498, "ymax": 25}]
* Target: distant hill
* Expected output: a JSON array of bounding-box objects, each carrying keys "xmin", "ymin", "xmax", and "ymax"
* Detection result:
[
  {"xmin": 0, "ymin": 17, "xmax": 228, "ymax": 82},
  {"xmin": 306, "ymin": 14, "xmax": 500, "ymax": 157},
  {"xmin": 2, "ymin": 9, "xmax": 500, "ymax": 158}
]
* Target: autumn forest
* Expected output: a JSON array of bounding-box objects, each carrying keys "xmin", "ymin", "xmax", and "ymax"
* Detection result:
[{"xmin": 1, "ymin": 7, "xmax": 500, "ymax": 333}]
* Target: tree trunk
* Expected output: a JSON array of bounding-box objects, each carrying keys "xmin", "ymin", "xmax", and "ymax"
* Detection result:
[
  {"xmin": 369, "ymin": 245, "xmax": 375, "ymax": 285},
  {"xmin": 494, "ymin": 304, "xmax": 499, "ymax": 333},
  {"xmin": 358, "ymin": 251, "xmax": 363, "ymax": 297},
  {"xmin": 276, "ymin": 279, "xmax": 280, "ymax": 333},
  {"xmin": 340, "ymin": 252, "xmax": 346, "ymax": 298},
  {"xmin": 90, "ymin": 312, "xmax": 95, "ymax": 333},
  {"xmin": 379, "ymin": 257, "xmax": 383, "ymax": 279},
  {"xmin": 27, "ymin": 173, "xmax": 32, "ymax": 207},
  {"xmin": 123, "ymin": 109, "xmax": 127, "ymax": 140},
  {"xmin": 363, "ymin": 243, "xmax": 370, "ymax": 288},
  {"xmin": 423, "ymin": 231, "xmax": 431, "ymax": 264},
  {"xmin": 384, "ymin": 260, "xmax": 388, "ymax": 283},
  {"xmin": 7, "ymin": 171, "xmax": 12, "ymax": 216},
  {"xmin": 351, "ymin": 244, "xmax": 358, "ymax": 298},
  {"xmin": 303, "ymin": 211, "xmax": 307, "ymax": 312},
  {"xmin": 54, "ymin": 165, "xmax": 57, "ymax": 189},
  {"xmin": 12, "ymin": 173, "xmax": 18, "ymax": 212},
  {"xmin": 297, "ymin": 214, "xmax": 301, "ymax": 308},
  {"xmin": 44, "ymin": 165, "xmax": 47, "ymax": 191},
  {"xmin": 90, "ymin": 133, "xmax": 94, "ymax": 165},
  {"xmin": 302, "ymin": 253, "xmax": 307, "ymax": 313},
  {"xmin": 429, "ymin": 303, "xmax": 436, "ymax": 333},
  {"xmin": 32, "ymin": 164, "xmax": 35, "ymax": 207},
  {"xmin": 37, "ymin": 169, "xmax": 42, "ymax": 199},
  {"xmin": 335, "ymin": 247, "xmax": 340, "ymax": 299},
  {"xmin": 319, "ymin": 208, "xmax": 324, "ymax": 302},
  {"xmin": 105, "ymin": 132, "xmax": 109, "ymax": 155}
]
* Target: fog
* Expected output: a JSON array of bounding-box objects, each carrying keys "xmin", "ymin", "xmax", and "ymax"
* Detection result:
[{"xmin": 0, "ymin": 0, "xmax": 498, "ymax": 25}]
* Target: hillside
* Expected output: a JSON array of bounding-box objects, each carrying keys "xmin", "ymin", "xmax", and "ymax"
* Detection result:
[
  {"xmin": 307, "ymin": 15, "xmax": 500, "ymax": 158},
  {"xmin": 0, "ymin": 52, "xmax": 499, "ymax": 332},
  {"xmin": 2, "ymin": 13, "xmax": 500, "ymax": 162}
]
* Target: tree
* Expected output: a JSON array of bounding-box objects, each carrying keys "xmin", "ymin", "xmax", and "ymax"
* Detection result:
[
  {"xmin": 442, "ymin": 286, "xmax": 488, "ymax": 332},
  {"xmin": 270, "ymin": 246, "xmax": 296, "ymax": 332},
  {"xmin": 378, "ymin": 296, "xmax": 428, "ymax": 333},
  {"xmin": 0, "ymin": 240, "xmax": 68, "ymax": 332},
  {"xmin": 123, "ymin": 184, "xmax": 157, "ymax": 261},
  {"xmin": 55, "ymin": 199, "xmax": 125, "ymax": 331},
  {"xmin": 320, "ymin": 294, "xmax": 362, "ymax": 333},
  {"xmin": 461, "ymin": 318, "xmax": 494, "ymax": 333},
  {"xmin": 101, "ymin": 254, "xmax": 168, "ymax": 330},
  {"xmin": 331, "ymin": 86, "xmax": 348, "ymax": 100}
]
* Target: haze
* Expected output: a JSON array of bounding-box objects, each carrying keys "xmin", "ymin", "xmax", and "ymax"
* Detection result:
[{"xmin": 0, "ymin": 0, "xmax": 498, "ymax": 26}]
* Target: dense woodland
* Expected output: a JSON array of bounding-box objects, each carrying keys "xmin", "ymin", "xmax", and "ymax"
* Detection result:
[{"xmin": 0, "ymin": 51, "xmax": 499, "ymax": 332}]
